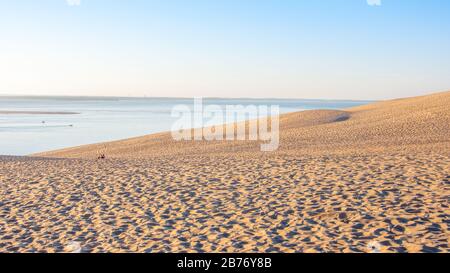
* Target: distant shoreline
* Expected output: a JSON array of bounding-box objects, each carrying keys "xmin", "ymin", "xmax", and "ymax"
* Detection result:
[
  {"xmin": 0, "ymin": 94, "xmax": 376, "ymax": 103},
  {"xmin": 0, "ymin": 110, "xmax": 80, "ymax": 115}
]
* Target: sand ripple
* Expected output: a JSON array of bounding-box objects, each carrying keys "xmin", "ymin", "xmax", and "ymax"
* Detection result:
[{"xmin": 0, "ymin": 154, "xmax": 448, "ymax": 253}]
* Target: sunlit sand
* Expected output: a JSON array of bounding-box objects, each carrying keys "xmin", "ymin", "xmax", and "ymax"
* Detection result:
[{"xmin": 1, "ymin": 91, "xmax": 449, "ymax": 253}]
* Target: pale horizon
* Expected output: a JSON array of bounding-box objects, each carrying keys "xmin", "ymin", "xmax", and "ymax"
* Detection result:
[
  {"xmin": 0, "ymin": 91, "xmax": 380, "ymax": 101},
  {"xmin": 0, "ymin": 89, "xmax": 448, "ymax": 101}
]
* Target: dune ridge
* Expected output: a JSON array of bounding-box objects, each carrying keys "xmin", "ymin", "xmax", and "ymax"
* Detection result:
[{"xmin": 35, "ymin": 90, "xmax": 450, "ymax": 159}]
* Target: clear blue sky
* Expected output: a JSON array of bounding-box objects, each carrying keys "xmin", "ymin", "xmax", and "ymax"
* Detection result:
[{"xmin": 0, "ymin": 0, "xmax": 449, "ymax": 99}]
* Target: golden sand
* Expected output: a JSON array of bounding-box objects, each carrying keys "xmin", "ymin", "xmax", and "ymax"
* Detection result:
[{"xmin": 1, "ymin": 91, "xmax": 449, "ymax": 253}]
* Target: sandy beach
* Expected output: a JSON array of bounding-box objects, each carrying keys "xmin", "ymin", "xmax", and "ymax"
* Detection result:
[{"xmin": 0, "ymin": 91, "xmax": 449, "ymax": 253}]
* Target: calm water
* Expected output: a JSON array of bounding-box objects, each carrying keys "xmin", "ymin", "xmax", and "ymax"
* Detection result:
[{"xmin": 0, "ymin": 96, "xmax": 372, "ymax": 155}]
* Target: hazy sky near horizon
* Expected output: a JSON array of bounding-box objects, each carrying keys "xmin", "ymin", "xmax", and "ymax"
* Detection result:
[{"xmin": 0, "ymin": 0, "xmax": 449, "ymax": 100}]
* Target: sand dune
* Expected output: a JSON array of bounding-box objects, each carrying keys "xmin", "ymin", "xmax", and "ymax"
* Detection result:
[
  {"xmin": 1, "ymin": 91, "xmax": 449, "ymax": 253},
  {"xmin": 36, "ymin": 90, "xmax": 450, "ymax": 158}
]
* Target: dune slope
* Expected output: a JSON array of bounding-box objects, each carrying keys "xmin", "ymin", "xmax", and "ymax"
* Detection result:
[{"xmin": 35, "ymin": 91, "xmax": 450, "ymax": 158}]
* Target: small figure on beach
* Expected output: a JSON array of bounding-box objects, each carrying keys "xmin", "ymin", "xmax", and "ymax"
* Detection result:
[{"xmin": 97, "ymin": 145, "xmax": 107, "ymax": 160}]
